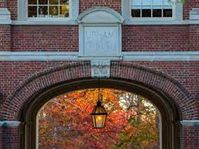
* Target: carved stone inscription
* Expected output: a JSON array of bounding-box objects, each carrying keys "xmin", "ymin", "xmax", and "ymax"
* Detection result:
[
  {"xmin": 84, "ymin": 27, "xmax": 119, "ymax": 56},
  {"xmin": 91, "ymin": 60, "xmax": 110, "ymax": 77}
]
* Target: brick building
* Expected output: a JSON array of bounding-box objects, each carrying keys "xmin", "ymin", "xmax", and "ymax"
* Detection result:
[{"xmin": 0, "ymin": 0, "xmax": 199, "ymax": 149}]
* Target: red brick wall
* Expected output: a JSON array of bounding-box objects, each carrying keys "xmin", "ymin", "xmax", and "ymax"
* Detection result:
[
  {"xmin": 0, "ymin": 61, "xmax": 195, "ymax": 101},
  {"xmin": 11, "ymin": 26, "xmax": 78, "ymax": 51},
  {"xmin": 0, "ymin": 25, "xmax": 11, "ymax": 51},
  {"xmin": 0, "ymin": 62, "xmax": 73, "ymax": 98},
  {"xmin": 122, "ymin": 26, "xmax": 191, "ymax": 51},
  {"xmin": 111, "ymin": 61, "xmax": 199, "ymax": 119},
  {"xmin": 0, "ymin": 126, "xmax": 2, "ymax": 149},
  {"xmin": 183, "ymin": 126, "xmax": 199, "ymax": 149},
  {"xmin": 2, "ymin": 127, "xmax": 20, "ymax": 149},
  {"xmin": 131, "ymin": 61, "xmax": 199, "ymax": 100},
  {"xmin": 79, "ymin": 0, "xmax": 121, "ymax": 13},
  {"xmin": 0, "ymin": 1, "xmax": 198, "ymax": 51},
  {"xmin": 189, "ymin": 25, "xmax": 199, "ymax": 50},
  {"xmin": 0, "ymin": 61, "xmax": 198, "ymax": 149},
  {"xmin": 0, "ymin": 0, "xmax": 6, "ymax": 8},
  {"xmin": 0, "ymin": 61, "xmax": 198, "ymax": 119},
  {"xmin": 8, "ymin": 25, "xmax": 199, "ymax": 51}
]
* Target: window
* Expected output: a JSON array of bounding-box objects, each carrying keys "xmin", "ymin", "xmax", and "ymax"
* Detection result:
[
  {"xmin": 17, "ymin": 0, "xmax": 79, "ymax": 24},
  {"xmin": 28, "ymin": 0, "xmax": 69, "ymax": 18},
  {"xmin": 122, "ymin": 0, "xmax": 183, "ymax": 24},
  {"xmin": 131, "ymin": 0, "xmax": 173, "ymax": 18}
]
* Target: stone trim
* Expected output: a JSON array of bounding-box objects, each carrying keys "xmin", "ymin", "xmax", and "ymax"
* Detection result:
[
  {"xmin": 77, "ymin": 7, "xmax": 124, "ymax": 24},
  {"xmin": 0, "ymin": 121, "xmax": 21, "ymax": 127},
  {"xmin": 0, "ymin": 51, "xmax": 199, "ymax": 61},
  {"xmin": 0, "ymin": 52, "xmax": 78, "ymax": 61},
  {"xmin": 122, "ymin": 51, "xmax": 199, "ymax": 61},
  {"xmin": 91, "ymin": 60, "xmax": 111, "ymax": 77},
  {"xmin": 181, "ymin": 120, "xmax": 199, "ymax": 126},
  {"xmin": 0, "ymin": 8, "xmax": 11, "ymax": 24},
  {"xmin": 190, "ymin": 8, "xmax": 199, "ymax": 20}
]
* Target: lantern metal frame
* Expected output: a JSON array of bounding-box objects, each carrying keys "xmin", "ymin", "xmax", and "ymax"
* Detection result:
[{"xmin": 91, "ymin": 80, "xmax": 107, "ymax": 128}]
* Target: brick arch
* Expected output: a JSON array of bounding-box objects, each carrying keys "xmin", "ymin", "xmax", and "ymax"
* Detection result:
[
  {"xmin": 0, "ymin": 61, "xmax": 91, "ymax": 120},
  {"xmin": 0, "ymin": 61, "xmax": 197, "ymax": 120},
  {"xmin": 110, "ymin": 61, "xmax": 198, "ymax": 120}
]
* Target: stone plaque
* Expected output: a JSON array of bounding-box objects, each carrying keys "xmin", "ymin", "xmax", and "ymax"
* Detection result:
[
  {"xmin": 83, "ymin": 27, "xmax": 119, "ymax": 57},
  {"xmin": 78, "ymin": 7, "xmax": 124, "ymax": 58}
]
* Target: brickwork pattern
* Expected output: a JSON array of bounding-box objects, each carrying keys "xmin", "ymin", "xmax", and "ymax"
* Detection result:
[
  {"xmin": 131, "ymin": 61, "xmax": 199, "ymax": 102},
  {"xmin": 189, "ymin": 25, "xmax": 199, "ymax": 50},
  {"xmin": 0, "ymin": 0, "xmax": 6, "ymax": 8},
  {"xmin": 0, "ymin": 61, "xmax": 198, "ymax": 120},
  {"xmin": 0, "ymin": 127, "xmax": 2, "ymax": 149},
  {"xmin": 11, "ymin": 26, "xmax": 79, "ymax": 51},
  {"xmin": 6, "ymin": 25, "xmax": 199, "ymax": 51},
  {"xmin": 0, "ymin": 25, "xmax": 11, "ymax": 51},
  {"xmin": 0, "ymin": 61, "xmax": 91, "ymax": 120},
  {"xmin": 183, "ymin": 126, "xmax": 199, "ymax": 149},
  {"xmin": 122, "ymin": 26, "xmax": 191, "ymax": 51},
  {"xmin": 2, "ymin": 127, "xmax": 20, "ymax": 149},
  {"xmin": 111, "ymin": 61, "xmax": 199, "ymax": 120},
  {"xmin": 0, "ymin": 61, "xmax": 198, "ymax": 149},
  {"xmin": 79, "ymin": 0, "xmax": 121, "ymax": 13}
]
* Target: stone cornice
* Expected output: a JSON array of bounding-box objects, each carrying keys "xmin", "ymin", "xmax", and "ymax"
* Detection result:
[{"xmin": 0, "ymin": 51, "xmax": 199, "ymax": 61}]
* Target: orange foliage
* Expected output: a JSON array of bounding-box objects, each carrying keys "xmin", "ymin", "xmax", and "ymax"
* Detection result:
[{"xmin": 38, "ymin": 89, "xmax": 159, "ymax": 149}]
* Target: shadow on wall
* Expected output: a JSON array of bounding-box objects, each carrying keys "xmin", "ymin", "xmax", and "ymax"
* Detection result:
[{"xmin": 0, "ymin": 92, "xmax": 4, "ymax": 106}]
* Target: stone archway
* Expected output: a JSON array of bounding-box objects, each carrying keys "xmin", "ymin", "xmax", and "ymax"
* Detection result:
[{"xmin": 0, "ymin": 61, "xmax": 198, "ymax": 149}]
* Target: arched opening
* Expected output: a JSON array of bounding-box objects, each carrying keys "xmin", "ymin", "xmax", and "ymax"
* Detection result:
[
  {"xmin": 37, "ymin": 88, "xmax": 161, "ymax": 149},
  {"xmin": 19, "ymin": 78, "xmax": 181, "ymax": 149}
]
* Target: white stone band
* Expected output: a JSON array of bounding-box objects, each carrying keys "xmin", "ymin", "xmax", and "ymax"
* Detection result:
[
  {"xmin": 0, "ymin": 121, "xmax": 21, "ymax": 127},
  {"xmin": 122, "ymin": 51, "xmax": 199, "ymax": 61},
  {"xmin": 180, "ymin": 120, "xmax": 199, "ymax": 126},
  {"xmin": 0, "ymin": 8, "xmax": 11, "ymax": 25},
  {"xmin": 0, "ymin": 51, "xmax": 199, "ymax": 61}
]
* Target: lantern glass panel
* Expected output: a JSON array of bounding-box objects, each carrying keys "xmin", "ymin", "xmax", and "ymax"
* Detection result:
[
  {"xmin": 92, "ymin": 114, "xmax": 107, "ymax": 128},
  {"xmin": 91, "ymin": 101, "xmax": 107, "ymax": 128}
]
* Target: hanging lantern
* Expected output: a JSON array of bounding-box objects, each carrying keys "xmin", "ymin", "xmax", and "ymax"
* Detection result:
[{"xmin": 91, "ymin": 95, "xmax": 107, "ymax": 128}]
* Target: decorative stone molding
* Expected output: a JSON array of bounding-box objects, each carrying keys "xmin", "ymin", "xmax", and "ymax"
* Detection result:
[
  {"xmin": 78, "ymin": 7, "xmax": 124, "ymax": 58},
  {"xmin": 0, "ymin": 8, "xmax": 11, "ymax": 24},
  {"xmin": 0, "ymin": 121, "xmax": 21, "ymax": 127},
  {"xmin": 190, "ymin": 8, "xmax": 199, "ymax": 20},
  {"xmin": 91, "ymin": 60, "xmax": 110, "ymax": 78},
  {"xmin": 0, "ymin": 51, "xmax": 199, "ymax": 61},
  {"xmin": 181, "ymin": 120, "xmax": 199, "ymax": 126},
  {"xmin": 78, "ymin": 7, "xmax": 124, "ymax": 24}
]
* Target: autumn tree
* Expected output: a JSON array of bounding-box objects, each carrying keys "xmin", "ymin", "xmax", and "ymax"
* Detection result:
[{"xmin": 38, "ymin": 89, "xmax": 160, "ymax": 149}]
